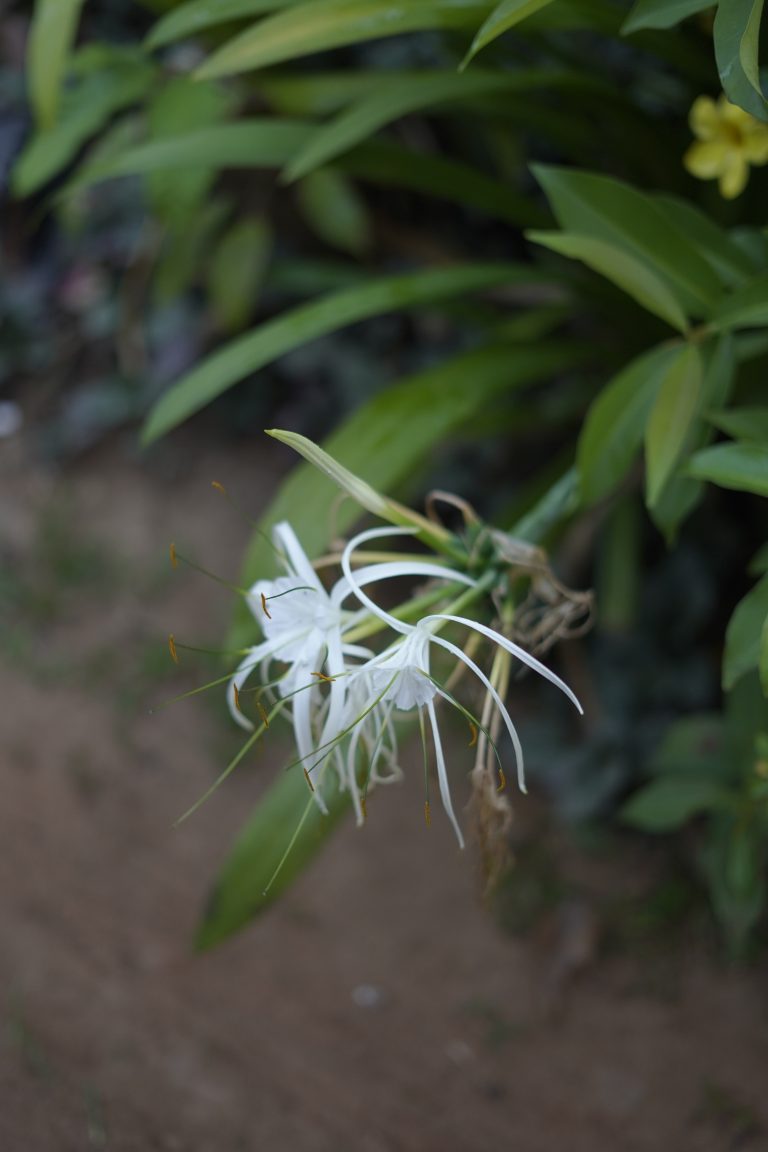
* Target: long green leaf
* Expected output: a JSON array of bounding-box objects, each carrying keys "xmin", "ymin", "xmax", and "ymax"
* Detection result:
[
  {"xmin": 147, "ymin": 0, "xmax": 299, "ymax": 48},
  {"xmin": 284, "ymin": 68, "xmax": 583, "ymax": 181},
  {"xmin": 27, "ymin": 0, "xmax": 87, "ymax": 129},
  {"xmin": 715, "ymin": 273, "xmax": 768, "ymax": 330},
  {"xmin": 577, "ymin": 342, "xmax": 683, "ymax": 506},
  {"xmin": 713, "ymin": 0, "xmax": 768, "ymax": 121},
  {"xmin": 723, "ymin": 574, "xmax": 768, "ymax": 690},
  {"xmin": 688, "ymin": 442, "xmax": 768, "ymax": 497},
  {"xmin": 622, "ymin": 0, "xmax": 712, "ymax": 33},
  {"xmin": 197, "ymin": 766, "xmax": 349, "ymax": 949},
  {"xmin": 462, "ymin": 0, "xmax": 556, "ymax": 66},
  {"xmin": 621, "ymin": 777, "xmax": 726, "ymax": 832},
  {"xmin": 528, "ymin": 230, "xmax": 689, "ymax": 331},
  {"xmin": 645, "ymin": 344, "xmax": 702, "ymax": 508},
  {"xmin": 533, "ymin": 165, "xmax": 722, "ymax": 315},
  {"xmin": 707, "ymin": 407, "xmax": 768, "ymax": 443},
  {"xmin": 142, "ymin": 264, "xmax": 542, "ymax": 442},
  {"xmin": 651, "ymin": 196, "xmax": 754, "ymax": 289},
  {"xmin": 196, "ymin": 0, "xmax": 495, "ymax": 79}
]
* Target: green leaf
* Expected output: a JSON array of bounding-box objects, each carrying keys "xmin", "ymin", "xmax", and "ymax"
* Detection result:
[
  {"xmin": 723, "ymin": 573, "xmax": 768, "ymax": 690},
  {"xmin": 12, "ymin": 51, "xmax": 155, "ymax": 197},
  {"xmin": 577, "ymin": 342, "xmax": 683, "ymax": 506},
  {"xmin": 749, "ymin": 542, "xmax": 768, "ymax": 575},
  {"xmin": 283, "ymin": 68, "xmax": 576, "ymax": 181},
  {"xmin": 713, "ymin": 0, "xmax": 768, "ymax": 121},
  {"xmin": 645, "ymin": 344, "xmax": 702, "ymax": 508},
  {"xmin": 622, "ymin": 0, "xmax": 712, "ymax": 33},
  {"xmin": 707, "ymin": 407, "xmax": 768, "ymax": 443},
  {"xmin": 688, "ymin": 441, "xmax": 768, "ymax": 497},
  {"xmin": 196, "ymin": 0, "xmax": 495, "ymax": 79},
  {"xmin": 651, "ymin": 715, "xmax": 726, "ymax": 778},
  {"xmin": 295, "ymin": 168, "xmax": 372, "ymax": 256},
  {"xmin": 533, "ymin": 165, "xmax": 722, "ymax": 315},
  {"xmin": 648, "ymin": 334, "xmax": 734, "ymax": 542},
  {"xmin": 621, "ymin": 777, "xmax": 725, "ymax": 832},
  {"xmin": 715, "ymin": 273, "xmax": 768, "ymax": 330},
  {"xmin": 232, "ymin": 341, "xmax": 583, "ymax": 644},
  {"xmin": 761, "ymin": 614, "xmax": 768, "ymax": 695},
  {"xmin": 142, "ymin": 263, "xmax": 541, "ymax": 442},
  {"xmin": 147, "ymin": 0, "xmax": 298, "ymax": 48},
  {"xmin": 462, "ymin": 0, "xmax": 556, "ymax": 66},
  {"xmin": 27, "ymin": 0, "xmax": 87, "ymax": 130},
  {"xmin": 651, "ymin": 195, "xmax": 754, "ymax": 289},
  {"xmin": 197, "ymin": 765, "xmax": 349, "ymax": 949},
  {"xmin": 208, "ymin": 216, "xmax": 272, "ymax": 333},
  {"xmin": 528, "ymin": 230, "xmax": 689, "ymax": 331},
  {"xmin": 704, "ymin": 814, "xmax": 766, "ymax": 957}
]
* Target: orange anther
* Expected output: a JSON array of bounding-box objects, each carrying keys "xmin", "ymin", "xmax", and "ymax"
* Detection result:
[
  {"xmin": 497, "ymin": 767, "xmax": 506, "ymax": 793},
  {"xmin": 311, "ymin": 671, "xmax": 335, "ymax": 682},
  {"xmin": 361, "ymin": 795, "xmax": 367, "ymax": 822},
  {"xmin": 303, "ymin": 768, "xmax": 315, "ymax": 792},
  {"xmin": 257, "ymin": 701, "xmax": 270, "ymax": 728},
  {"xmin": 260, "ymin": 591, "xmax": 272, "ymax": 619},
  {"xmin": 424, "ymin": 801, "xmax": 431, "ymax": 827},
  {"xmin": 169, "ymin": 542, "xmax": 178, "ymax": 569},
  {"xmin": 468, "ymin": 722, "xmax": 478, "ymax": 748},
  {"xmin": 233, "ymin": 684, "xmax": 241, "ymax": 712},
  {"xmin": 211, "ymin": 481, "xmax": 226, "ymax": 494},
  {"xmin": 168, "ymin": 634, "xmax": 179, "ymax": 664}
]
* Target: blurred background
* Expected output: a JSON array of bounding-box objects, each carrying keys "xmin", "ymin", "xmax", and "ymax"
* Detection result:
[{"xmin": 2, "ymin": 0, "xmax": 768, "ymax": 1148}]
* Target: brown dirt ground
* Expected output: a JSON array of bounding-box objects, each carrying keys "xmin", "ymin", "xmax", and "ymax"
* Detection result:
[{"xmin": 1, "ymin": 431, "xmax": 767, "ymax": 1152}]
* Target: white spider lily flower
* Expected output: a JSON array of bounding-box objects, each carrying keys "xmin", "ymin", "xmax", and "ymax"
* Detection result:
[
  {"xmin": 228, "ymin": 522, "xmax": 371, "ymax": 810},
  {"xmin": 339, "ymin": 525, "xmax": 584, "ymax": 844}
]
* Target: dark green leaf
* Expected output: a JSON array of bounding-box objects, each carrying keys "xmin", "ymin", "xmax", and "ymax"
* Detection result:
[
  {"xmin": 650, "ymin": 714, "xmax": 726, "ymax": 777},
  {"xmin": 528, "ymin": 230, "xmax": 689, "ymax": 331},
  {"xmin": 715, "ymin": 273, "xmax": 768, "ymax": 330},
  {"xmin": 688, "ymin": 441, "xmax": 768, "ymax": 497},
  {"xmin": 462, "ymin": 0, "xmax": 556, "ymax": 66},
  {"xmin": 621, "ymin": 777, "xmax": 726, "ymax": 832},
  {"xmin": 533, "ymin": 165, "xmax": 722, "ymax": 315},
  {"xmin": 27, "ymin": 0, "xmax": 86, "ymax": 129},
  {"xmin": 577, "ymin": 342, "xmax": 683, "ymax": 506},
  {"xmin": 622, "ymin": 0, "xmax": 712, "ymax": 33},
  {"xmin": 706, "ymin": 407, "xmax": 768, "ymax": 443},
  {"xmin": 645, "ymin": 344, "xmax": 702, "ymax": 508},
  {"xmin": 208, "ymin": 216, "xmax": 272, "ymax": 333},
  {"xmin": 295, "ymin": 168, "xmax": 373, "ymax": 256},
  {"xmin": 197, "ymin": 767, "xmax": 349, "ymax": 949},
  {"xmin": 713, "ymin": 0, "xmax": 768, "ymax": 121},
  {"xmin": 147, "ymin": 0, "xmax": 298, "ymax": 48},
  {"xmin": 723, "ymin": 573, "xmax": 768, "ymax": 690}
]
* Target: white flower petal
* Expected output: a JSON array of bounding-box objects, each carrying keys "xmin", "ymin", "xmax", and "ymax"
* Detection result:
[{"xmin": 427, "ymin": 700, "xmax": 464, "ymax": 848}]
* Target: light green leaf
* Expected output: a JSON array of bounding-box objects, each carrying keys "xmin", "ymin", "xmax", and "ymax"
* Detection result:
[
  {"xmin": 208, "ymin": 216, "xmax": 272, "ymax": 333},
  {"xmin": 650, "ymin": 715, "xmax": 726, "ymax": 777},
  {"xmin": 528, "ymin": 230, "xmax": 689, "ymax": 331},
  {"xmin": 27, "ymin": 0, "xmax": 87, "ymax": 130},
  {"xmin": 651, "ymin": 195, "xmax": 754, "ymax": 289},
  {"xmin": 283, "ymin": 68, "xmax": 572, "ymax": 181},
  {"xmin": 197, "ymin": 765, "xmax": 349, "ymax": 949},
  {"xmin": 688, "ymin": 442, "xmax": 768, "ymax": 497},
  {"xmin": 533, "ymin": 165, "xmax": 722, "ymax": 315},
  {"xmin": 622, "ymin": 0, "xmax": 712, "ymax": 33},
  {"xmin": 723, "ymin": 573, "xmax": 768, "ymax": 689},
  {"xmin": 147, "ymin": 0, "xmax": 298, "ymax": 48},
  {"xmin": 577, "ymin": 342, "xmax": 683, "ymax": 506},
  {"xmin": 142, "ymin": 263, "xmax": 540, "ymax": 442},
  {"xmin": 196, "ymin": 0, "xmax": 495, "ymax": 79},
  {"xmin": 715, "ymin": 273, "xmax": 768, "ymax": 330},
  {"xmin": 713, "ymin": 0, "xmax": 767, "ymax": 121},
  {"xmin": 645, "ymin": 344, "xmax": 702, "ymax": 508},
  {"xmin": 462, "ymin": 0, "xmax": 556, "ymax": 66},
  {"xmin": 233, "ymin": 341, "xmax": 584, "ymax": 643},
  {"xmin": 707, "ymin": 407, "xmax": 768, "ymax": 443},
  {"xmin": 621, "ymin": 777, "xmax": 726, "ymax": 832},
  {"xmin": 295, "ymin": 168, "xmax": 372, "ymax": 256}
]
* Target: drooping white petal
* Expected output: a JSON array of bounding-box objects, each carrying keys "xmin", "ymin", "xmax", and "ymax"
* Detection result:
[
  {"xmin": 227, "ymin": 637, "xmax": 286, "ymax": 731},
  {"xmin": 423, "ymin": 613, "xmax": 584, "ymax": 715},
  {"xmin": 426, "ymin": 700, "xmax": 465, "ymax": 849}
]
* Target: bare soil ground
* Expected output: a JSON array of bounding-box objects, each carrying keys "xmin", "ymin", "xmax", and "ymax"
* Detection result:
[{"xmin": 1, "ymin": 432, "xmax": 767, "ymax": 1152}]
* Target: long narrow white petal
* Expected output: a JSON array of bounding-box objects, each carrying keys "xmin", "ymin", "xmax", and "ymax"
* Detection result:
[
  {"xmin": 272, "ymin": 521, "xmax": 323, "ymax": 591},
  {"xmin": 423, "ymin": 613, "xmax": 583, "ymax": 714},
  {"xmin": 227, "ymin": 639, "xmax": 283, "ymax": 731},
  {"xmin": 319, "ymin": 628, "xmax": 347, "ymax": 749},
  {"xmin": 292, "ymin": 669, "xmax": 329, "ymax": 815},
  {"xmin": 332, "ymin": 560, "xmax": 474, "ymax": 610},
  {"xmin": 428, "ymin": 632, "xmax": 526, "ymax": 792},
  {"xmin": 427, "ymin": 701, "xmax": 465, "ymax": 849}
]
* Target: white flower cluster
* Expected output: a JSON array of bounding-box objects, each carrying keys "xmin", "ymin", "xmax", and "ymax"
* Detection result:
[{"xmin": 229, "ymin": 521, "xmax": 583, "ymax": 847}]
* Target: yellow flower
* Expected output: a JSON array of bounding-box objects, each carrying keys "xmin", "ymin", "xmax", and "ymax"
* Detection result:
[{"xmin": 684, "ymin": 94, "xmax": 768, "ymax": 199}]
